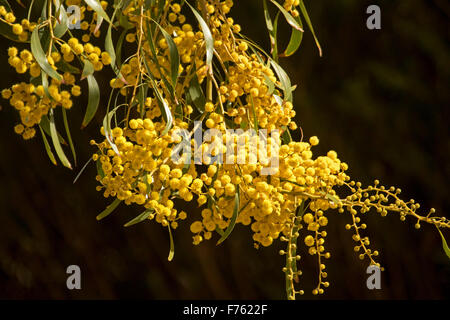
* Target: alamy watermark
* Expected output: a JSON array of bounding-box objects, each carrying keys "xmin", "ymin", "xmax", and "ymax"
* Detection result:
[
  {"xmin": 366, "ymin": 265, "xmax": 381, "ymax": 290},
  {"xmin": 366, "ymin": 5, "xmax": 381, "ymax": 30},
  {"xmin": 170, "ymin": 122, "xmax": 280, "ymax": 175},
  {"xmin": 66, "ymin": 265, "xmax": 81, "ymax": 290}
]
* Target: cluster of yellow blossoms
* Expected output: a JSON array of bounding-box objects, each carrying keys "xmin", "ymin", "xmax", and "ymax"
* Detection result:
[
  {"xmin": 1, "ymin": 0, "xmax": 111, "ymax": 139},
  {"xmin": 1, "ymin": 0, "xmax": 448, "ymax": 299}
]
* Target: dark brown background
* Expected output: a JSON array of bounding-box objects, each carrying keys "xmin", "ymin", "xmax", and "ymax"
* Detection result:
[{"xmin": 0, "ymin": 0, "xmax": 449, "ymax": 299}]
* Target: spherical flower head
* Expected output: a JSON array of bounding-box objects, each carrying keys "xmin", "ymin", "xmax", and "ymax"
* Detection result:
[{"xmin": 309, "ymin": 136, "xmax": 319, "ymax": 146}]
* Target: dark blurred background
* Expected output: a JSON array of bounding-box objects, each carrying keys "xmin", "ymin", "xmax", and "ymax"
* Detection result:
[{"xmin": 0, "ymin": 0, "xmax": 449, "ymax": 299}]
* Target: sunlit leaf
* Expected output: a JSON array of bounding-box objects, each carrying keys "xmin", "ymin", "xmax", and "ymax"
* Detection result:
[
  {"xmin": 81, "ymin": 74, "xmax": 100, "ymax": 128},
  {"xmin": 153, "ymin": 20, "xmax": 180, "ymax": 89},
  {"xmin": 186, "ymin": 2, "xmax": 214, "ymax": 71},
  {"xmin": 167, "ymin": 225, "xmax": 175, "ymax": 261},
  {"xmin": 62, "ymin": 108, "xmax": 77, "ymax": 166},
  {"xmin": 217, "ymin": 187, "xmax": 240, "ymax": 245},
  {"xmin": 96, "ymin": 198, "xmax": 122, "ymax": 221},
  {"xmin": 269, "ymin": 0, "xmax": 303, "ymax": 31},
  {"xmin": 38, "ymin": 124, "xmax": 57, "ymax": 166},
  {"xmin": 31, "ymin": 25, "xmax": 62, "ymax": 81},
  {"xmin": 49, "ymin": 109, "xmax": 72, "ymax": 169},
  {"xmin": 298, "ymin": 0, "xmax": 322, "ymax": 56},
  {"xmin": 281, "ymin": 15, "xmax": 303, "ymax": 57},
  {"xmin": 270, "ymin": 60, "xmax": 293, "ymax": 102},
  {"xmin": 124, "ymin": 209, "xmax": 153, "ymax": 227},
  {"xmin": 436, "ymin": 227, "xmax": 450, "ymax": 260},
  {"xmin": 83, "ymin": 0, "xmax": 111, "ymax": 23}
]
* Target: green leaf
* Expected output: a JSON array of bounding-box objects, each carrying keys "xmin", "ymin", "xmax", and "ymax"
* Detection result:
[
  {"xmin": 31, "ymin": 25, "xmax": 62, "ymax": 81},
  {"xmin": 149, "ymin": 79, "xmax": 173, "ymax": 136},
  {"xmin": 81, "ymin": 74, "xmax": 101, "ymax": 128},
  {"xmin": 103, "ymin": 109, "xmax": 120, "ymax": 155},
  {"xmin": 96, "ymin": 159, "xmax": 105, "ymax": 179},
  {"xmin": 186, "ymin": 2, "xmax": 214, "ymax": 71},
  {"xmin": 144, "ymin": 21, "xmax": 174, "ymax": 99},
  {"xmin": 269, "ymin": 0, "xmax": 304, "ymax": 31},
  {"xmin": 105, "ymin": 17, "xmax": 122, "ymax": 78},
  {"xmin": 436, "ymin": 227, "xmax": 450, "ymax": 260},
  {"xmin": 62, "ymin": 108, "xmax": 77, "ymax": 166},
  {"xmin": 270, "ymin": 60, "xmax": 293, "ymax": 102},
  {"xmin": 49, "ymin": 109, "xmax": 72, "ymax": 169},
  {"xmin": 167, "ymin": 225, "xmax": 175, "ymax": 261},
  {"xmin": 39, "ymin": 114, "xmax": 67, "ymax": 145},
  {"xmin": 298, "ymin": 0, "xmax": 322, "ymax": 56},
  {"xmin": 188, "ymin": 65, "xmax": 206, "ymax": 113},
  {"xmin": 250, "ymin": 95, "xmax": 259, "ymax": 132},
  {"xmin": 81, "ymin": 59, "xmax": 95, "ymax": 79},
  {"xmin": 115, "ymin": 29, "xmax": 127, "ymax": 69},
  {"xmin": 217, "ymin": 187, "xmax": 240, "ymax": 245},
  {"xmin": 83, "ymin": 0, "xmax": 111, "ymax": 23},
  {"xmin": 263, "ymin": 0, "xmax": 279, "ymax": 61},
  {"xmin": 137, "ymin": 82, "xmax": 148, "ymax": 118},
  {"xmin": 124, "ymin": 209, "xmax": 153, "ymax": 227},
  {"xmin": 123, "ymin": 212, "xmax": 149, "ymax": 228},
  {"xmin": 96, "ymin": 198, "xmax": 122, "ymax": 221},
  {"xmin": 38, "ymin": 124, "xmax": 57, "ymax": 165},
  {"xmin": 264, "ymin": 75, "xmax": 275, "ymax": 95},
  {"xmin": 55, "ymin": 60, "xmax": 81, "ymax": 74},
  {"xmin": 154, "ymin": 22, "xmax": 180, "ymax": 89},
  {"xmin": 281, "ymin": 15, "xmax": 303, "ymax": 57},
  {"xmin": 325, "ymin": 193, "xmax": 341, "ymax": 205},
  {"xmin": 73, "ymin": 158, "xmax": 93, "ymax": 184},
  {"xmin": 54, "ymin": 5, "xmax": 68, "ymax": 38}
]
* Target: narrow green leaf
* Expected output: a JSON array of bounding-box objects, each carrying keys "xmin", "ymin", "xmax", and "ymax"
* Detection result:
[
  {"xmin": 31, "ymin": 26, "xmax": 62, "ymax": 81},
  {"xmin": 154, "ymin": 21, "xmax": 180, "ymax": 89},
  {"xmin": 270, "ymin": 60, "xmax": 293, "ymax": 102},
  {"xmin": 281, "ymin": 126, "xmax": 292, "ymax": 144},
  {"xmin": 40, "ymin": 114, "xmax": 67, "ymax": 145},
  {"xmin": 73, "ymin": 158, "xmax": 93, "ymax": 184},
  {"xmin": 281, "ymin": 15, "xmax": 303, "ymax": 57},
  {"xmin": 168, "ymin": 225, "xmax": 175, "ymax": 261},
  {"xmin": 217, "ymin": 187, "xmax": 240, "ymax": 245},
  {"xmin": 188, "ymin": 65, "xmax": 205, "ymax": 113},
  {"xmin": 269, "ymin": 0, "xmax": 304, "ymax": 31},
  {"xmin": 215, "ymin": 226, "xmax": 224, "ymax": 237},
  {"xmin": 263, "ymin": 0, "xmax": 279, "ymax": 60},
  {"xmin": 96, "ymin": 159, "xmax": 105, "ymax": 179},
  {"xmin": 149, "ymin": 79, "xmax": 173, "ymax": 135},
  {"xmin": 264, "ymin": 75, "xmax": 275, "ymax": 95},
  {"xmin": 81, "ymin": 74, "xmax": 100, "ymax": 128},
  {"xmin": 103, "ymin": 109, "xmax": 120, "ymax": 155},
  {"xmin": 436, "ymin": 227, "xmax": 450, "ymax": 260},
  {"xmin": 38, "ymin": 124, "xmax": 57, "ymax": 165},
  {"xmin": 298, "ymin": 0, "xmax": 322, "ymax": 56},
  {"xmin": 325, "ymin": 193, "xmax": 341, "ymax": 205},
  {"xmin": 62, "ymin": 108, "xmax": 77, "ymax": 166},
  {"xmin": 55, "ymin": 60, "xmax": 81, "ymax": 74},
  {"xmin": 186, "ymin": 2, "xmax": 214, "ymax": 71},
  {"xmin": 49, "ymin": 109, "xmax": 72, "ymax": 169},
  {"xmin": 250, "ymin": 95, "xmax": 259, "ymax": 132},
  {"xmin": 124, "ymin": 210, "xmax": 153, "ymax": 227},
  {"xmin": 54, "ymin": 5, "xmax": 68, "ymax": 38},
  {"xmin": 83, "ymin": 0, "xmax": 111, "ymax": 23},
  {"xmin": 81, "ymin": 59, "xmax": 95, "ymax": 79},
  {"xmin": 144, "ymin": 21, "xmax": 174, "ymax": 99},
  {"xmin": 137, "ymin": 82, "xmax": 148, "ymax": 118},
  {"xmin": 105, "ymin": 19, "xmax": 122, "ymax": 78},
  {"xmin": 115, "ymin": 29, "xmax": 127, "ymax": 69},
  {"xmin": 96, "ymin": 198, "xmax": 122, "ymax": 221}
]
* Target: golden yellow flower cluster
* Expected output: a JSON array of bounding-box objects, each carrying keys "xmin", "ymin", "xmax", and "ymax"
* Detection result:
[{"xmin": 1, "ymin": 0, "xmax": 448, "ymax": 299}]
